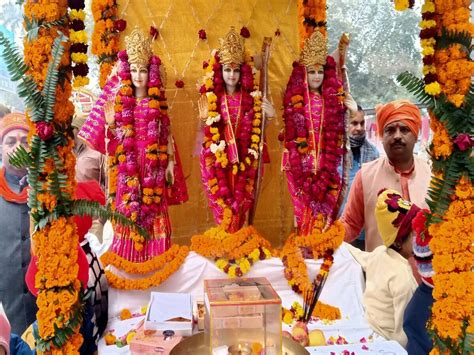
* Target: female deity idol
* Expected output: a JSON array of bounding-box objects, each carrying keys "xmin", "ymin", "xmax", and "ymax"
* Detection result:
[
  {"xmin": 198, "ymin": 27, "xmax": 275, "ymax": 233},
  {"xmin": 79, "ymin": 28, "xmax": 187, "ymax": 262},
  {"xmin": 281, "ymin": 31, "xmax": 354, "ymax": 236}
]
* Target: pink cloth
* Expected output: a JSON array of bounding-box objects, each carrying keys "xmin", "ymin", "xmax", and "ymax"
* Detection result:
[
  {"xmin": 79, "ymin": 76, "xmax": 187, "ymax": 262},
  {"xmin": 0, "ymin": 313, "xmax": 10, "ymax": 355},
  {"xmin": 284, "ymin": 92, "xmax": 323, "ymax": 235}
]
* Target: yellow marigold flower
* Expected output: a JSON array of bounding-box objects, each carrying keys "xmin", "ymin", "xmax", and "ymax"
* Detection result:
[
  {"xmin": 422, "ymin": 46, "xmax": 435, "ymax": 56},
  {"xmin": 70, "ymin": 30, "xmax": 88, "ymax": 44},
  {"xmin": 212, "ymin": 133, "xmax": 220, "ymax": 142},
  {"xmin": 419, "ymin": 20, "xmax": 437, "ymax": 29},
  {"xmin": 423, "ymin": 65, "xmax": 436, "ymax": 75},
  {"xmin": 240, "ymin": 162, "xmax": 245, "ymax": 171},
  {"xmin": 208, "ymin": 111, "xmax": 219, "ymax": 118},
  {"xmin": 120, "ymin": 309, "xmax": 132, "ymax": 320},
  {"xmin": 69, "ymin": 9, "xmax": 86, "ymax": 21},
  {"xmin": 251, "ymin": 135, "xmax": 260, "ymax": 143},
  {"xmin": 72, "ymin": 75, "xmax": 89, "ymax": 88},
  {"xmin": 421, "ymin": 1, "xmax": 435, "ymax": 13},
  {"xmin": 148, "ymin": 87, "xmax": 159, "ymax": 96},
  {"xmin": 421, "ymin": 38, "xmax": 436, "ymax": 48},
  {"xmin": 425, "ymin": 82, "xmax": 441, "ymax": 96},
  {"xmin": 448, "ymin": 94, "xmax": 465, "ymax": 108},
  {"xmin": 126, "ymin": 331, "xmax": 137, "ymax": 344},
  {"xmin": 71, "ymin": 52, "xmax": 88, "ymax": 63},
  {"xmin": 232, "ymin": 165, "xmax": 238, "ymax": 175},
  {"xmin": 205, "ymin": 78, "xmax": 213, "ymax": 90},
  {"xmin": 210, "ymin": 127, "xmax": 219, "ymax": 134},
  {"xmin": 394, "ymin": 0, "xmax": 409, "ymax": 11}
]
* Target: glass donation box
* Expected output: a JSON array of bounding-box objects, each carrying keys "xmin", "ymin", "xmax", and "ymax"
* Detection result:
[{"xmin": 204, "ymin": 277, "xmax": 282, "ymax": 355}]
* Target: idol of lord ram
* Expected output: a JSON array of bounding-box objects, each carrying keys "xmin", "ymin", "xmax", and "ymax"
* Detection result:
[
  {"xmin": 79, "ymin": 28, "xmax": 188, "ymax": 263},
  {"xmin": 197, "ymin": 27, "xmax": 275, "ymax": 233}
]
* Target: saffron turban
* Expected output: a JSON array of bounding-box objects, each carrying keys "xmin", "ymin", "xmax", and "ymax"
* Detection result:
[
  {"xmin": 375, "ymin": 99, "xmax": 421, "ymax": 137},
  {"xmin": 0, "ymin": 113, "xmax": 29, "ymax": 141},
  {"xmin": 375, "ymin": 188, "xmax": 420, "ymax": 248}
]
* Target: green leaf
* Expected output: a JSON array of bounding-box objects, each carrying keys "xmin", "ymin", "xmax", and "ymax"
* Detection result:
[
  {"xmin": 25, "ymin": 16, "xmax": 67, "ymax": 42},
  {"xmin": 396, "ymin": 72, "xmax": 435, "ymax": 107},
  {"xmin": 71, "ymin": 199, "xmax": 151, "ymax": 240},
  {"xmin": 437, "ymin": 28, "xmax": 472, "ymax": 52},
  {"xmin": 7, "ymin": 145, "xmax": 32, "ymax": 169},
  {"xmin": 43, "ymin": 33, "xmax": 67, "ymax": 123}
]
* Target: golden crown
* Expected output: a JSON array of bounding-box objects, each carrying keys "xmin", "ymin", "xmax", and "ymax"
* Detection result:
[
  {"xmin": 299, "ymin": 31, "xmax": 327, "ymax": 67},
  {"xmin": 125, "ymin": 28, "xmax": 153, "ymax": 66},
  {"xmin": 218, "ymin": 27, "xmax": 245, "ymax": 65}
]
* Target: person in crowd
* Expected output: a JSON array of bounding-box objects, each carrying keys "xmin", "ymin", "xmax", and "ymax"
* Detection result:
[
  {"xmin": 346, "ymin": 189, "xmax": 419, "ymax": 348},
  {"xmin": 340, "ymin": 104, "xmax": 379, "ymax": 250},
  {"xmin": 342, "ymin": 99, "xmax": 431, "ymax": 251},
  {"xmin": 403, "ymin": 209, "xmax": 434, "ymax": 354},
  {"xmin": 0, "ymin": 113, "xmax": 37, "ymax": 335},
  {"xmin": 0, "ymin": 104, "xmax": 12, "ymax": 167}
]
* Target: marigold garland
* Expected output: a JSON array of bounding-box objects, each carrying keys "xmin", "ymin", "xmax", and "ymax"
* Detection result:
[
  {"xmin": 23, "ymin": 0, "xmax": 83, "ymax": 352},
  {"xmin": 91, "ymin": 0, "xmax": 121, "ymax": 88},
  {"xmin": 280, "ymin": 219, "xmax": 344, "ymax": 298},
  {"xmin": 297, "ymin": 0, "xmax": 326, "ymax": 48},
  {"xmin": 105, "ymin": 246, "xmax": 190, "ymax": 290},
  {"xmin": 282, "ymin": 300, "xmax": 340, "ymax": 324},
  {"xmin": 69, "ymin": 1, "xmax": 89, "ymax": 88},
  {"xmin": 191, "ymin": 224, "xmax": 273, "ymax": 277}
]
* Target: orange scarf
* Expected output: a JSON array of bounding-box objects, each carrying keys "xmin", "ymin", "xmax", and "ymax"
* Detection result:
[{"xmin": 0, "ymin": 167, "xmax": 28, "ymax": 203}]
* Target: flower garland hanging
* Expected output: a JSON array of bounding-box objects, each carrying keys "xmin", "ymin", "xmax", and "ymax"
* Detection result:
[
  {"xmin": 91, "ymin": 0, "xmax": 122, "ymax": 88},
  {"xmin": 111, "ymin": 49, "xmax": 169, "ymax": 251},
  {"xmin": 17, "ymin": 0, "xmax": 83, "ymax": 352},
  {"xmin": 191, "ymin": 222, "xmax": 272, "ymax": 277},
  {"xmin": 391, "ymin": 1, "xmax": 473, "ymax": 352},
  {"xmin": 69, "ymin": 0, "xmax": 89, "ymax": 88},
  {"xmin": 282, "ymin": 300, "xmax": 341, "ymax": 324},
  {"xmin": 104, "ymin": 245, "xmax": 190, "ymax": 290},
  {"xmin": 199, "ymin": 52, "xmax": 263, "ymax": 232},
  {"xmin": 297, "ymin": 0, "xmax": 326, "ymax": 48},
  {"xmin": 281, "ymin": 56, "xmax": 346, "ymax": 228},
  {"xmin": 419, "ymin": 0, "xmax": 441, "ymax": 96}
]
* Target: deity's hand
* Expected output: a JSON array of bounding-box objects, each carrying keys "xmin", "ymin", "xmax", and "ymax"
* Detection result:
[
  {"xmin": 166, "ymin": 160, "xmax": 175, "ymax": 186},
  {"xmin": 104, "ymin": 101, "xmax": 115, "ymax": 126},
  {"xmin": 109, "ymin": 62, "xmax": 119, "ymax": 79},
  {"xmin": 198, "ymin": 95, "xmax": 208, "ymax": 120},
  {"xmin": 344, "ymin": 93, "xmax": 358, "ymax": 117},
  {"xmin": 262, "ymin": 97, "xmax": 276, "ymax": 121}
]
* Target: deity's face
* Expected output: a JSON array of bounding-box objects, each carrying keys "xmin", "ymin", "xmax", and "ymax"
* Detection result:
[
  {"xmin": 130, "ymin": 63, "xmax": 149, "ymax": 91},
  {"xmin": 306, "ymin": 65, "xmax": 324, "ymax": 92},
  {"xmin": 222, "ymin": 64, "xmax": 241, "ymax": 93},
  {"xmin": 1, "ymin": 128, "xmax": 28, "ymax": 176}
]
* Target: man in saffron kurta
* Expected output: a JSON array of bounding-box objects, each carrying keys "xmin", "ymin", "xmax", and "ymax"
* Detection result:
[
  {"xmin": 341, "ymin": 100, "xmax": 431, "ymax": 252},
  {"xmin": 0, "ymin": 113, "xmax": 37, "ymax": 335}
]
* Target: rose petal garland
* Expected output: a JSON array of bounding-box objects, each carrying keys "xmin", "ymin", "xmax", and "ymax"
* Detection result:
[
  {"xmin": 24, "ymin": 0, "xmax": 83, "ymax": 352},
  {"xmin": 91, "ymin": 0, "xmax": 121, "ymax": 88},
  {"xmin": 68, "ymin": 0, "xmax": 89, "ymax": 88}
]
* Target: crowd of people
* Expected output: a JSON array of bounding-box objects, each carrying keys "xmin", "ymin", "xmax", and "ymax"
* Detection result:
[{"xmin": 0, "ymin": 28, "xmax": 436, "ymax": 355}]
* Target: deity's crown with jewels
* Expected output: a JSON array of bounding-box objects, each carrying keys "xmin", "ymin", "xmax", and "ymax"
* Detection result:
[
  {"xmin": 125, "ymin": 27, "xmax": 153, "ymax": 66},
  {"xmin": 299, "ymin": 30, "xmax": 327, "ymax": 67},
  {"xmin": 218, "ymin": 27, "xmax": 245, "ymax": 65}
]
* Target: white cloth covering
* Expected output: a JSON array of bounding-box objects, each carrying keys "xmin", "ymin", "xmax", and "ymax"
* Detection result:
[{"xmin": 98, "ymin": 243, "xmax": 407, "ymax": 354}]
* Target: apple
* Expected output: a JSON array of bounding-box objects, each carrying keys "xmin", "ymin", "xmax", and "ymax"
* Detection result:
[
  {"xmin": 309, "ymin": 329, "xmax": 326, "ymax": 346},
  {"xmin": 291, "ymin": 322, "xmax": 309, "ymax": 347}
]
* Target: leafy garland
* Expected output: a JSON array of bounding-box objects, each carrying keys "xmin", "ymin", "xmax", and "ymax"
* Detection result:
[
  {"xmin": 69, "ymin": 0, "xmax": 89, "ymax": 88},
  {"xmin": 0, "ymin": 0, "xmax": 148, "ymax": 350},
  {"xmin": 297, "ymin": 0, "xmax": 327, "ymax": 48},
  {"xmin": 392, "ymin": 0, "xmax": 474, "ymax": 352},
  {"xmin": 91, "ymin": 0, "xmax": 123, "ymax": 88}
]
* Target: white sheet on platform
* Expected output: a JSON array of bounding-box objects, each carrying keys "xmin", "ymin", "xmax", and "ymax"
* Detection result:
[{"xmin": 99, "ymin": 243, "xmax": 406, "ymax": 354}]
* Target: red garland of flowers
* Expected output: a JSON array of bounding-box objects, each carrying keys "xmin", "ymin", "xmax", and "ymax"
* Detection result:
[
  {"xmin": 114, "ymin": 50, "xmax": 169, "ymax": 243},
  {"xmin": 200, "ymin": 52, "xmax": 261, "ymax": 229},
  {"xmin": 280, "ymin": 56, "xmax": 346, "ymax": 222}
]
